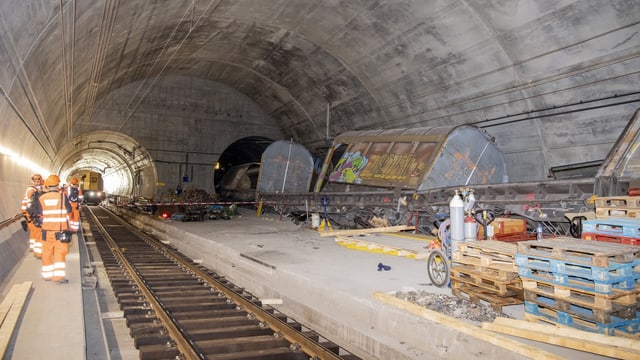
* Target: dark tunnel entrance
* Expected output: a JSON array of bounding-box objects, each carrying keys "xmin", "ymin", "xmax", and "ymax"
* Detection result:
[{"xmin": 214, "ymin": 136, "xmax": 274, "ymax": 198}]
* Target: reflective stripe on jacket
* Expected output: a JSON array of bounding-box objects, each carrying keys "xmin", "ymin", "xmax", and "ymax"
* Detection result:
[
  {"xmin": 39, "ymin": 191, "xmax": 72, "ymax": 232},
  {"xmin": 21, "ymin": 186, "xmax": 38, "ymax": 213}
]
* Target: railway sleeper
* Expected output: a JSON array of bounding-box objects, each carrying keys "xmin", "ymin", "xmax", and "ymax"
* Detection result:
[
  {"xmin": 206, "ymin": 346, "xmax": 309, "ymax": 360},
  {"xmin": 165, "ymin": 301, "xmax": 239, "ymax": 312},
  {"xmin": 129, "ymin": 322, "xmax": 166, "ymax": 337},
  {"xmin": 171, "ymin": 308, "xmax": 244, "ymax": 319},
  {"xmin": 133, "ymin": 333, "xmax": 173, "ymax": 348},
  {"xmin": 187, "ymin": 325, "xmax": 275, "ymax": 341},
  {"xmin": 122, "ymin": 306, "xmax": 154, "ymax": 317},
  {"xmin": 138, "ymin": 343, "xmax": 180, "ymax": 360},
  {"xmin": 197, "ymin": 335, "xmax": 292, "ymax": 354},
  {"xmin": 179, "ymin": 315, "xmax": 258, "ymax": 329}
]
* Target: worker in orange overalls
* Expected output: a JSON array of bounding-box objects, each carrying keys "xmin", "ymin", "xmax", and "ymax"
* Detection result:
[
  {"xmin": 38, "ymin": 175, "xmax": 72, "ymax": 283},
  {"xmin": 21, "ymin": 173, "xmax": 43, "ymax": 258},
  {"xmin": 66, "ymin": 177, "xmax": 83, "ymax": 232}
]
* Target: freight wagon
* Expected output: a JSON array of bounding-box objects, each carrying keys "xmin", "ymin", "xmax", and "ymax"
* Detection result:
[{"xmin": 255, "ymin": 109, "xmax": 640, "ymax": 237}]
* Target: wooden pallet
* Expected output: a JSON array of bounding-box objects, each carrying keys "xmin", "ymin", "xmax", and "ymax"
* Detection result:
[
  {"xmin": 458, "ymin": 240, "xmax": 518, "ymax": 258},
  {"xmin": 522, "ymin": 278, "xmax": 639, "ymax": 310},
  {"xmin": 451, "ymin": 268, "xmax": 522, "ymax": 296},
  {"xmin": 518, "ymin": 266, "xmax": 638, "ymax": 295},
  {"xmin": 595, "ymin": 196, "xmax": 640, "ymax": 209},
  {"xmin": 514, "ymin": 253, "xmax": 639, "ymax": 284},
  {"xmin": 596, "ymin": 207, "xmax": 640, "ymax": 220},
  {"xmin": 517, "ymin": 237, "xmax": 640, "ymax": 267},
  {"xmin": 451, "ymin": 262, "xmax": 519, "ymax": 282},
  {"xmin": 524, "ymin": 301, "xmax": 640, "ymax": 336},
  {"xmin": 453, "ymin": 240, "xmax": 518, "ymax": 272},
  {"xmin": 452, "ymin": 282, "xmax": 523, "ymax": 312}
]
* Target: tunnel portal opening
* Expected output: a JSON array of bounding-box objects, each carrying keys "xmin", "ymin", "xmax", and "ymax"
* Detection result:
[{"xmin": 214, "ymin": 136, "xmax": 274, "ymax": 200}]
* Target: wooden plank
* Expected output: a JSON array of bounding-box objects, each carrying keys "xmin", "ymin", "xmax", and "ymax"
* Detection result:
[
  {"xmin": 319, "ymin": 225, "xmax": 415, "ymax": 237},
  {"xmin": 0, "ymin": 281, "xmax": 32, "ymax": 359},
  {"xmin": 482, "ymin": 317, "xmax": 640, "ymax": 360},
  {"xmin": 334, "ymin": 236, "xmax": 429, "ymax": 259},
  {"xmin": 0, "ymin": 286, "xmax": 17, "ymax": 327},
  {"xmin": 372, "ymin": 291, "xmax": 565, "ymax": 360}
]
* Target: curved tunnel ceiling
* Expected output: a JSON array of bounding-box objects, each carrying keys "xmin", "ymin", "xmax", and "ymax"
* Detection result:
[{"xmin": 1, "ymin": 0, "xmax": 639, "ymax": 203}]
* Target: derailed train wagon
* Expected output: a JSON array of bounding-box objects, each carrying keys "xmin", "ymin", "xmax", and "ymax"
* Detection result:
[
  {"xmin": 316, "ymin": 125, "xmax": 508, "ymax": 192},
  {"xmin": 256, "ymin": 124, "xmax": 508, "ymax": 228}
]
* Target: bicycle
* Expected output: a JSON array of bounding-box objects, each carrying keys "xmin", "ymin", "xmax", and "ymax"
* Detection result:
[
  {"xmin": 426, "ymin": 209, "xmax": 496, "ymax": 287},
  {"xmin": 426, "ymin": 218, "xmax": 452, "ymax": 287}
]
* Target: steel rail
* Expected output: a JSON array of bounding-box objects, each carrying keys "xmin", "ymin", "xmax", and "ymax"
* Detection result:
[
  {"xmin": 85, "ymin": 207, "xmax": 204, "ymax": 360},
  {"xmin": 91, "ymin": 205, "xmax": 346, "ymax": 360},
  {"xmin": 150, "ymin": 237, "xmax": 345, "ymax": 360}
]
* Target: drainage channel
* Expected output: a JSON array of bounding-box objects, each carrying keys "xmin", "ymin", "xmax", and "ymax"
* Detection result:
[{"xmin": 85, "ymin": 206, "xmax": 361, "ymax": 360}]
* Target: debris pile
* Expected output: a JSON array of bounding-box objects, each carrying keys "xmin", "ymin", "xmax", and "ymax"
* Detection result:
[
  {"xmin": 393, "ymin": 290, "xmax": 511, "ymax": 323},
  {"xmin": 170, "ymin": 188, "xmax": 217, "ymax": 203}
]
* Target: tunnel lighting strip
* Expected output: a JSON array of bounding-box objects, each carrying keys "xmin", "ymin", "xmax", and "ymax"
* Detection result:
[{"xmin": 0, "ymin": 145, "xmax": 49, "ymax": 175}]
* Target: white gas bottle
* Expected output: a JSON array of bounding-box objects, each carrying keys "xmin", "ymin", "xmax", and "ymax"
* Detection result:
[{"xmin": 449, "ymin": 192, "xmax": 464, "ymax": 252}]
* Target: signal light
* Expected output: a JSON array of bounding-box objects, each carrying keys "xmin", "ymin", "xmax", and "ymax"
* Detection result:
[{"xmin": 161, "ymin": 212, "xmax": 169, "ymax": 219}]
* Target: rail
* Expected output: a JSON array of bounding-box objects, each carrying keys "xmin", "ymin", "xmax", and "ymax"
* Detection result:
[{"xmin": 84, "ymin": 205, "xmax": 354, "ymax": 360}]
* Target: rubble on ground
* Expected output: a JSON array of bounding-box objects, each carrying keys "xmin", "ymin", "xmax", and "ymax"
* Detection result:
[
  {"xmin": 392, "ymin": 290, "xmax": 512, "ymax": 323},
  {"xmin": 165, "ymin": 188, "xmax": 217, "ymax": 203}
]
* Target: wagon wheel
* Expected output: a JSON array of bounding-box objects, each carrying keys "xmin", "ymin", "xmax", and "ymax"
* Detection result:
[{"xmin": 427, "ymin": 249, "xmax": 450, "ymax": 287}]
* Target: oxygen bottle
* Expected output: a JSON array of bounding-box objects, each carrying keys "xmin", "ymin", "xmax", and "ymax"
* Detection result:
[{"xmin": 449, "ymin": 191, "xmax": 464, "ymax": 252}]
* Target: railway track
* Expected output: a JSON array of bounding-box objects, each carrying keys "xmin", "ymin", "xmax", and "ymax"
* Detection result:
[{"xmin": 85, "ymin": 206, "xmax": 361, "ymax": 360}]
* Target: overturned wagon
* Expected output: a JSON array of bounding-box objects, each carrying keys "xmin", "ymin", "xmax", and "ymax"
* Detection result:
[
  {"xmin": 256, "ymin": 125, "xmax": 508, "ymax": 229},
  {"xmin": 317, "ymin": 124, "xmax": 508, "ymax": 192}
]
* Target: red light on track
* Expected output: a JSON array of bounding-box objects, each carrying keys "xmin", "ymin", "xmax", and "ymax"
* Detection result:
[{"xmin": 161, "ymin": 212, "xmax": 169, "ymax": 219}]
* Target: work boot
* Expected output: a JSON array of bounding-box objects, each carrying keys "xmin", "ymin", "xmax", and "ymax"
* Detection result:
[{"xmin": 377, "ymin": 263, "xmax": 391, "ymax": 271}]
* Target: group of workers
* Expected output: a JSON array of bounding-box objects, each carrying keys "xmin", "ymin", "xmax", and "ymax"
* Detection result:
[{"xmin": 20, "ymin": 173, "xmax": 83, "ymax": 283}]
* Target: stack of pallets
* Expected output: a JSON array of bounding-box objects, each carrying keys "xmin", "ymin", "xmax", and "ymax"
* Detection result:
[
  {"xmin": 516, "ymin": 237, "xmax": 640, "ymax": 337},
  {"xmin": 594, "ymin": 196, "xmax": 640, "ymax": 220},
  {"xmin": 582, "ymin": 196, "xmax": 640, "ymax": 245},
  {"xmin": 450, "ymin": 240, "xmax": 523, "ymax": 311}
]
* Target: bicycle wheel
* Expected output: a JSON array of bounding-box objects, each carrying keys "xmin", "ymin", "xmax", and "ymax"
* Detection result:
[{"xmin": 427, "ymin": 249, "xmax": 450, "ymax": 287}]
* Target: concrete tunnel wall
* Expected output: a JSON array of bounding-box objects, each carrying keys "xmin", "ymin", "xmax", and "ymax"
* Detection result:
[{"xmin": 1, "ymin": 0, "xmax": 640, "ymax": 294}]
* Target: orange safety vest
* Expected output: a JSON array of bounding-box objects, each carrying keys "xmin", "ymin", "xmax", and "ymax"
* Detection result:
[
  {"xmin": 21, "ymin": 185, "xmax": 39, "ymax": 219},
  {"xmin": 66, "ymin": 185, "xmax": 83, "ymax": 203},
  {"xmin": 39, "ymin": 191, "xmax": 72, "ymax": 232}
]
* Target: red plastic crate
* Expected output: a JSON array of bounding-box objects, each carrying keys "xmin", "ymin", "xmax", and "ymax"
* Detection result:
[{"xmin": 581, "ymin": 231, "xmax": 640, "ymax": 246}]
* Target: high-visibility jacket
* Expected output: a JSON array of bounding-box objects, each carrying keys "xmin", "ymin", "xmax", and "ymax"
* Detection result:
[
  {"xmin": 21, "ymin": 185, "xmax": 40, "ymax": 220},
  {"xmin": 66, "ymin": 185, "xmax": 83, "ymax": 203},
  {"xmin": 38, "ymin": 190, "xmax": 72, "ymax": 232}
]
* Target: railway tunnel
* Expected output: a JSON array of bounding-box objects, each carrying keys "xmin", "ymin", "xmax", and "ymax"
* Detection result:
[{"xmin": 1, "ymin": 1, "xmax": 640, "ymax": 359}]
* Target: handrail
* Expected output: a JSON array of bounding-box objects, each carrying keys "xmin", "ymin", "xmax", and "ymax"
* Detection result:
[{"xmin": 0, "ymin": 213, "xmax": 24, "ymax": 231}]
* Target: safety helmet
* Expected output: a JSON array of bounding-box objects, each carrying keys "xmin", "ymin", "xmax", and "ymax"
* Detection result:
[
  {"xmin": 31, "ymin": 173, "xmax": 43, "ymax": 182},
  {"xmin": 71, "ymin": 177, "xmax": 79, "ymax": 185},
  {"xmin": 44, "ymin": 174, "xmax": 61, "ymax": 187}
]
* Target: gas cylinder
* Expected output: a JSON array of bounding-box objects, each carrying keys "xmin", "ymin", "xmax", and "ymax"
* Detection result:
[
  {"xmin": 464, "ymin": 213, "xmax": 478, "ymax": 242},
  {"xmin": 449, "ymin": 191, "xmax": 464, "ymax": 252}
]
